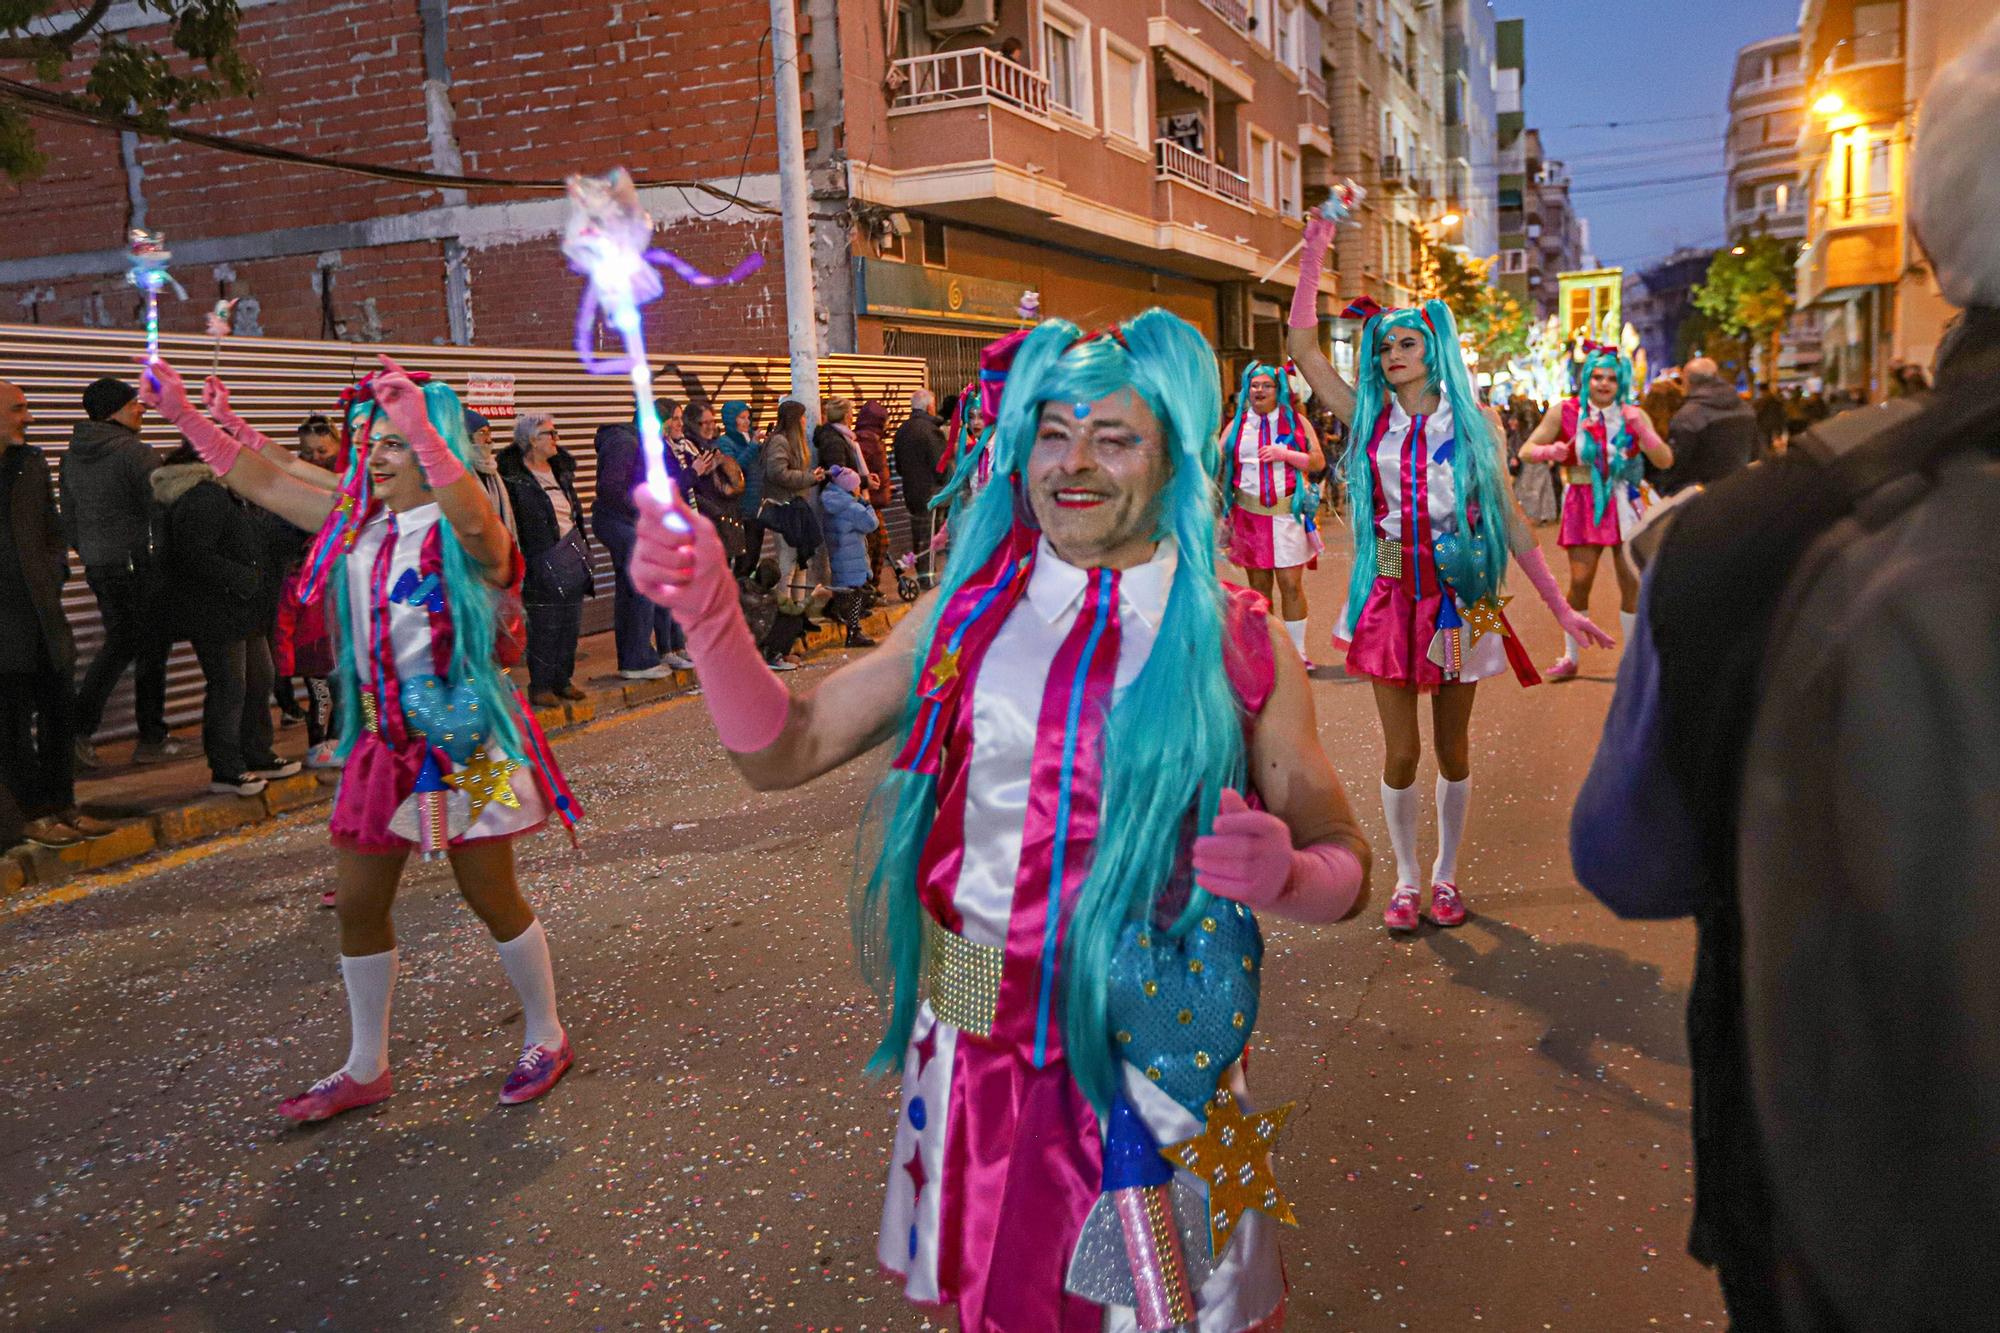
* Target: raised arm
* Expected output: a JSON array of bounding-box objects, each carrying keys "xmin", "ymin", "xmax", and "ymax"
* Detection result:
[
  {"xmin": 203, "ymin": 376, "xmax": 337, "ymax": 492},
  {"xmin": 1283, "ymin": 214, "xmax": 1357, "ymax": 427},
  {"xmin": 1190, "ymin": 617, "xmax": 1369, "ymax": 923},
  {"xmin": 367, "ymin": 358, "xmax": 513, "ymax": 582},
  {"xmin": 1517, "ymin": 400, "xmax": 1569, "ymax": 462},
  {"xmin": 1628, "ymin": 406, "xmax": 1674, "ymax": 470},
  {"xmin": 630, "ymin": 484, "xmax": 921, "ymax": 790},
  {"xmin": 138, "ymin": 356, "xmax": 337, "ymax": 534}
]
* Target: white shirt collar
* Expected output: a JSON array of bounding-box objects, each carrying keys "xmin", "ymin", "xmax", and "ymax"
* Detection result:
[
  {"xmin": 1386, "ymin": 395, "xmax": 1455, "ymax": 436},
  {"xmin": 1026, "ymin": 535, "xmax": 1177, "ymax": 631}
]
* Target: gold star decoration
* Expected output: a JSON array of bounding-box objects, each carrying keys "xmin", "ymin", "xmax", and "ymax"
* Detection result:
[
  {"xmin": 924, "ymin": 645, "xmax": 962, "ymax": 698},
  {"xmin": 442, "ymin": 748, "xmax": 523, "ymax": 824},
  {"xmin": 1159, "ymin": 1088, "xmax": 1299, "ymax": 1259},
  {"xmin": 1461, "ymin": 595, "xmax": 1513, "ymax": 647}
]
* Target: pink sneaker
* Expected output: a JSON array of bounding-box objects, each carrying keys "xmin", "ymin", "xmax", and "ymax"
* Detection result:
[
  {"xmin": 1545, "ymin": 656, "xmax": 1579, "ymax": 681},
  {"xmin": 318, "ymin": 889, "xmax": 337, "ymax": 909},
  {"xmin": 1383, "ymin": 886, "xmax": 1422, "ymax": 932},
  {"xmin": 499, "ymin": 1037, "xmax": 573, "ymax": 1105},
  {"xmin": 278, "ymin": 1068, "xmax": 392, "ymax": 1123},
  {"xmin": 1427, "ymin": 881, "xmax": 1468, "ymax": 927}
]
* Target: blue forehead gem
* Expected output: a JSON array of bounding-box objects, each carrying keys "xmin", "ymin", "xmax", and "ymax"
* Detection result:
[{"xmin": 1072, "ymin": 402, "xmax": 1091, "ymax": 419}]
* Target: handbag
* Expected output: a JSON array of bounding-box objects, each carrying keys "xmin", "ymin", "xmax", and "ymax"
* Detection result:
[{"xmin": 528, "ymin": 526, "xmax": 593, "ymax": 603}]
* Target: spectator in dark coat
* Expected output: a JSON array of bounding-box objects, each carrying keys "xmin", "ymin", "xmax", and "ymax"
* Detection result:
[
  {"xmin": 151, "ymin": 442, "xmax": 296, "ymax": 796},
  {"xmin": 1752, "ymin": 387, "xmax": 1789, "ymax": 459},
  {"xmin": 853, "ymin": 400, "xmax": 893, "ymax": 594},
  {"xmin": 592, "ymin": 401, "xmax": 689, "ymax": 679},
  {"xmin": 499, "ymin": 413, "xmax": 594, "ymax": 706},
  {"xmin": 1660, "ymin": 358, "xmax": 1758, "ymax": 495},
  {"xmin": 61, "ymin": 375, "xmax": 185, "ymax": 768},
  {"xmin": 813, "ymin": 398, "xmax": 864, "ymax": 475},
  {"xmin": 0, "ymin": 379, "xmax": 103, "ymax": 848},
  {"xmin": 893, "ymin": 389, "xmax": 946, "ymax": 586}
]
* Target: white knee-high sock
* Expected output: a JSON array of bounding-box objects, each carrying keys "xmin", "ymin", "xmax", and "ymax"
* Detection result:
[
  {"xmin": 1619, "ymin": 610, "xmax": 1636, "ymax": 644},
  {"xmin": 1563, "ymin": 631, "xmax": 1581, "ymax": 661},
  {"xmin": 340, "ymin": 948, "xmax": 398, "ymax": 1082},
  {"xmin": 1284, "ymin": 618, "xmax": 1309, "ymax": 658},
  {"xmin": 495, "ymin": 919, "xmax": 564, "ymax": 1050},
  {"xmin": 1432, "ymin": 776, "xmax": 1471, "ymax": 885},
  {"xmin": 1380, "ymin": 780, "xmax": 1423, "ymax": 889}
]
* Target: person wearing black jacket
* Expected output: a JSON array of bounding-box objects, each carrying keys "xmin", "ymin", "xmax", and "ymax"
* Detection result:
[
  {"xmin": 499, "ymin": 413, "xmax": 594, "ymax": 706},
  {"xmin": 61, "ymin": 376, "xmax": 186, "ymax": 767},
  {"xmin": 151, "ymin": 442, "xmax": 297, "ymax": 796},
  {"xmin": 892, "ymin": 390, "xmax": 946, "ymax": 586},
  {"xmin": 592, "ymin": 400, "xmax": 689, "ymax": 680},
  {"xmin": 1661, "ymin": 359, "xmax": 1758, "ymax": 494}
]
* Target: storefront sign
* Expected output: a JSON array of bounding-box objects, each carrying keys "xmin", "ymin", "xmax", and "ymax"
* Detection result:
[
  {"xmin": 464, "ymin": 373, "xmax": 516, "ymax": 419},
  {"xmin": 858, "ymin": 258, "xmax": 1027, "ymax": 327}
]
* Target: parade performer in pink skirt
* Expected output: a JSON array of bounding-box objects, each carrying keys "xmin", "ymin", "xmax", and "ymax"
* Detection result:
[
  {"xmin": 629, "ymin": 309, "xmax": 1371, "ymax": 1330},
  {"xmin": 1219, "ymin": 362, "xmax": 1326, "ymax": 664},
  {"xmin": 1515, "ymin": 343, "xmax": 1673, "ymax": 678},
  {"xmin": 139, "ymin": 353, "xmax": 581, "ymax": 1123},
  {"xmin": 1285, "ymin": 214, "xmax": 1609, "ymax": 933}
]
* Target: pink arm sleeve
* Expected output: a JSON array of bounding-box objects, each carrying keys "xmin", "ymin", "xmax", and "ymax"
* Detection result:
[
  {"xmin": 1288, "ymin": 216, "xmax": 1335, "ymax": 330},
  {"xmin": 1267, "ymin": 842, "xmax": 1365, "ymax": 923}
]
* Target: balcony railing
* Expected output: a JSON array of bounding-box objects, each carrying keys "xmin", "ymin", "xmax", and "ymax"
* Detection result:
[
  {"xmin": 1818, "ymin": 192, "xmax": 1897, "ymax": 228},
  {"xmin": 1156, "ymin": 137, "xmax": 1251, "ymax": 207},
  {"xmin": 890, "ymin": 49, "xmax": 1051, "ymax": 118},
  {"xmin": 1820, "ymin": 28, "xmax": 1902, "ymax": 74},
  {"xmin": 1199, "ymin": 0, "xmax": 1252, "ymax": 36},
  {"xmin": 1379, "ymin": 155, "xmax": 1405, "ymax": 189},
  {"xmin": 1305, "ymin": 68, "xmax": 1328, "ymax": 102}
]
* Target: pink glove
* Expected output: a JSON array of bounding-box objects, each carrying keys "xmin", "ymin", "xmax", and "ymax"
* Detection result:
[
  {"xmin": 137, "ymin": 356, "xmax": 241, "ymax": 475},
  {"xmin": 202, "ymin": 376, "xmax": 274, "ymax": 453},
  {"xmin": 1519, "ymin": 442, "xmax": 1567, "ymax": 464},
  {"xmin": 1287, "ymin": 214, "xmax": 1337, "ymax": 330},
  {"xmin": 632, "ymin": 483, "xmax": 792, "ymax": 753},
  {"xmin": 1514, "ymin": 546, "xmax": 1615, "ymax": 649},
  {"xmin": 368, "ymin": 354, "xmax": 465, "ymax": 488},
  {"xmin": 1193, "ymin": 789, "xmax": 1365, "ymax": 923}
]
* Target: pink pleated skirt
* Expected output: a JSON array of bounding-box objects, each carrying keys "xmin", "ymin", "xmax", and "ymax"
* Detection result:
[
  {"xmin": 1335, "ymin": 577, "xmax": 1510, "ymax": 694},
  {"xmin": 328, "ymin": 732, "xmax": 546, "ymax": 856},
  {"xmin": 1557, "ymin": 484, "xmax": 1622, "ymax": 548}
]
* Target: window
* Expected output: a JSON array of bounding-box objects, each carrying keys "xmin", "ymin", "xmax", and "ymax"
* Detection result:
[
  {"xmin": 1041, "ymin": 5, "xmax": 1092, "ymax": 122},
  {"xmin": 1274, "ymin": 0, "xmax": 1294, "ymax": 67},
  {"xmin": 1250, "ymin": 0, "xmax": 1273, "ymax": 47},
  {"xmin": 920, "ymin": 217, "xmax": 947, "ymax": 267},
  {"xmin": 1250, "ymin": 128, "xmax": 1276, "ymax": 207},
  {"xmin": 1101, "ymin": 38, "xmax": 1145, "ymax": 145},
  {"xmin": 1278, "ymin": 146, "xmax": 1300, "ymax": 214},
  {"xmin": 1736, "ymin": 182, "xmax": 1758, "ymax": 212}
]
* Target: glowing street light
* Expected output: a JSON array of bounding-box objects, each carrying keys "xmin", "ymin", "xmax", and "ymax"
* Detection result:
[
  {"xmin": 1434, "ymin": 211, "xmax": 1462, "ymax": 230},
  {"xmin": 1813, "ymin": 91, "xmax": 1846, "ymax": 116},
  {"xmin": 1731, "ymin": 245, "xmax": 1747, "ymax": 255}
]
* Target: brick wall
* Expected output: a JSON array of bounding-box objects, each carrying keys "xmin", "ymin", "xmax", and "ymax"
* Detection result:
[{"xmin": 0, "ymin": 0, "xmax": 785, "ymax": 357}]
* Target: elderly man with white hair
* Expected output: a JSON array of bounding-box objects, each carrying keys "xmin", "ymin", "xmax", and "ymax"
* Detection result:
[{"xmin": 1571, "ymin": 14, "xmax": 2000, "ymax": 1328}]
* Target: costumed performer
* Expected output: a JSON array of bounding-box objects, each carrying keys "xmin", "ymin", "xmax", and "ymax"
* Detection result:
[
  {"xmin": 1218, "ymin": 363, "xmax": 1325, "ymax": 665},
  {"xmin": 1284, "ymin": 213, "xmax": 1611, "ymax": 933},
  {"xmin": 1514, "ymin": 344, "xmax": 1673, "ymax": 678},
  {"xmin": 627, "ymin": 309, "xmax": 1371, "ymax": 1330},
  {"xmin": 138, "ymin": 353, "xmax": 582, "ymax": 1122}
]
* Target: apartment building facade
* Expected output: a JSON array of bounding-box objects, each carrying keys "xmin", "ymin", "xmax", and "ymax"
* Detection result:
[
  {"xmin": 1441, "ymin": 0, "xmax": 1500, "ymax": 264},
  {"xmin": 1726, "ymin": 33, "xmax": 1808, "ymax": 244},
  {"xmin": 1494, "ymin": 18, "xmax": 1530, "ymax": 310}
]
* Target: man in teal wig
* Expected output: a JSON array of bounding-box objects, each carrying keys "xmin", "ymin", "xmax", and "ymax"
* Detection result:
[{"xmin": 626, "ymin": 308, "xmax": 1370, "ymax": 1330}]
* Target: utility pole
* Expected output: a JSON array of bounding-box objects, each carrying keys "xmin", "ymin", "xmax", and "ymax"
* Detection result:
[{"xmin": 768, "ymin": 0, "xmax": 821, "ymax": 415}]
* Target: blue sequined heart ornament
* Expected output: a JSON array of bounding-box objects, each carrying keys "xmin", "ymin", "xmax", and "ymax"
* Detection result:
[
  {"xmin": 398, "ymin": 675, "xmax": 489, "ymax": 766},
  {"xmin": 1107, "ymin": 900, "xmax": 1263, "ymax": 1117}
]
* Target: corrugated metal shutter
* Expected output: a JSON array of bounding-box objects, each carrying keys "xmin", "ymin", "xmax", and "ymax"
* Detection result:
[
  {"xmin": 883, "ymin": 327, "xmax": 993, "ymax": 409},
  {"xmin": 2, "ymin": 322, "xmax": 925, "ymax": 741}
]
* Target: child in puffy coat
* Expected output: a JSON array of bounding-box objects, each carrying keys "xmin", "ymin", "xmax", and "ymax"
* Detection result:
[{"xmin": 819, "ymin": 466, "xmax": 879, "ymax": 647}]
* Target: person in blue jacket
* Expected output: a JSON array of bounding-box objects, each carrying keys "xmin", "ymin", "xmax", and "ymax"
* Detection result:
[{"xmin": 818, "ymin": 465, "xmax": 879, "ymax": 647}]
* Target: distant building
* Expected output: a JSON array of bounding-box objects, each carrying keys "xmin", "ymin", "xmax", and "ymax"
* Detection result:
[
  {"xmin": 1442, "ymin": 0, "xmax": 1500, "ymax": 262},
  {"xmin": 1726, "ymin": 33, "xmax": 1808, "ymax": 243},
  {"xmin": 1495, "ymin": 18, "xmax": 1530, "ymax": 310},
  {"xmin": 1625, "ymin": 247, "xmax": 1717, "ymax": 375},
  {"xmin": 1526, "ymin": 137, "xmax": 1586, "ymax": 320}
]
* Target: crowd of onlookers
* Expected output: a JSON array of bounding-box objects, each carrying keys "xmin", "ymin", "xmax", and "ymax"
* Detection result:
[{"xmin": 0, "ymin": 373, "xmax": 955, "ymax": 856}]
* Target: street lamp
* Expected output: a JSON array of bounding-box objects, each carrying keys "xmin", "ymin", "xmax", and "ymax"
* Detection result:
[
  {"xmin": 1731, "ymin": 245, "xmax": 1747, "ymax": 255},
  {"xmin": 1812, "ymin": 91, "xmax": 1846, "ymax": 116}
]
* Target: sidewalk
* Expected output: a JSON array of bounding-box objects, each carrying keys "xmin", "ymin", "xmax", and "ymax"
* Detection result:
[{"xmin": 2, "ymin": 595, "xmax": 914, "ymax": 904}]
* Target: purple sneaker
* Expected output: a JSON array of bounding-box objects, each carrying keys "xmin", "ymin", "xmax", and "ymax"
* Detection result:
[
  {"xmin": 1383, "ymin": 886, "xmax": 1422, "ymax": 932},
  {"xmin": 499, "ymin": 1037, "xmax": 573, "ymax": 1105},
  {"xmin": 279, "ymin": 1068, "xmax": 392, "ymax": 1123}
]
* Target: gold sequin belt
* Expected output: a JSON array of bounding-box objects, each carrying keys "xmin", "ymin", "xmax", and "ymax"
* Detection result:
[
  {"xmin": 1233, "ymin": 487, "xmax": 1296, "ymax": 518},
  {"xmin": 1374, "ymin": 537, "xmax": 1409, "ymax": 581},
  {"xmin": 1563, "ymin": 465, "xmax": 1602, "ymax": 486},
  {"xmin": 923, "ymin": 913, "xmax": 1004, "ymax": 1039},
  {"xmin": 360, "ymin": 688, "xmax": 382, "ymax": 735}
]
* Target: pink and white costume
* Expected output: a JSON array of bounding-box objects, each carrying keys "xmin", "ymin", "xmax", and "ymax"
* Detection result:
[
  {"xmin": 1550, "ymin": 398, "xmax": 1663, "ymax": 548},
  {"xmin": 1334, "ymin": 399, "xmax": 1535, "ymax": 693},
  {"xmin": 328, "ymin": 502, "xmax": 550, "ymax": 853},
  {"xmin": 879, "ymin": 535, "xmax": 1287, "ymax": 1332},
  {"xmin": 1222, "ymin": 410, "xmax": 1322, "ymax": 571}
]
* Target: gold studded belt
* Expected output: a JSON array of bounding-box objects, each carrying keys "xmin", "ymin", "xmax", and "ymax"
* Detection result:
[
  {"xmin": 359, "ymin": 688, "xmax": 382, "ymax": 734},
  {"xmin": 1233, "ymin": 487, "xmax": 1294, "ymax": 517},
  {"xmin": 1564, "ymin": 465, "xmax": 1600, "ymax": 486},
  {"xmin": 1375, "ymin": 537, "xmax": 1407, "ymax": 581},
  {"xmin": 923, "ymin": 913, "xmax": 1004, "ymax": 1039}
]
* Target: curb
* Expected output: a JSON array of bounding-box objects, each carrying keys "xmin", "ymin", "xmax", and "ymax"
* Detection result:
[{"xmin": 3, "ymin": 600, "xmax": 914, "ymax": 908}]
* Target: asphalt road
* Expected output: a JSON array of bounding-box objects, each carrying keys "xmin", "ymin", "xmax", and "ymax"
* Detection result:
[{"xmin": 0, "ymin": 532, "xmax": 1727, "ymax": 1332}]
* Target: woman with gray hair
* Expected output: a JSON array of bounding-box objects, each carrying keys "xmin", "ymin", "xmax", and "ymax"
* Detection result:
[{"xmin": 498, "ymin": 412, "xmax": 594, "ymax": 705}]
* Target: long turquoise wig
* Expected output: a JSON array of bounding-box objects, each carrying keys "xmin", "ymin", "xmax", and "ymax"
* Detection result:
[
  {"xmin": 1219, "ymin": 361, "xmax": 1315, "ymax": 525},
  {"xmin": 1575, "ymin": 349, "xmax": 1638, "ymax": 524},
  {"xmin": 328, "ymin": 379, "xmax": 522, "ymax": 763},
  {"xmin": 851, "ymin": 308, "xmax": 1248, "ymax": 1114},
  {"xmin": 1342, "ymin": 298, "xmax": 1510, "ymax": 612}
]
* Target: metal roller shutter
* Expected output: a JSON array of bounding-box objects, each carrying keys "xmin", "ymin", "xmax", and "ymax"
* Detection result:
[{"xmin": 2, "ymin": 322, "xmax": 925, "ymax": 741}]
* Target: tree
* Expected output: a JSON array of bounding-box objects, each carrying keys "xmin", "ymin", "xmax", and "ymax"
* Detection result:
[
  {"xmin": 1431, "ymin": 246, "xmax": 1530, "ymax": 371},
  {"xmin": 0, "ymin": 1, "xmax": 254, "ymax": 180},
  {"xmin": 1691, "ymin": 233, "xmax": 1797, "ymax": 389}
]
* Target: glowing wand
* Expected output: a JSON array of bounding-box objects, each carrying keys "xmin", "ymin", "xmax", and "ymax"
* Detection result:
[
  {"xmin": 125, "ymin": 229, "xmax": 187, "ymax": 364},
  {"xmin": 562, "ymin": 168, "xmax": 763, "ymax": 510}
]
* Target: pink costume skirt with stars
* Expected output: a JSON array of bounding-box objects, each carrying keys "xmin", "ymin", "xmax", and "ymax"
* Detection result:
[
  {"xmin": 329, "ymin": 728, "xmax": 547, "ymax": 856},
  {"xmin": 1335, "ymin": 576, "xmax": 1511, "ymax": 695}
]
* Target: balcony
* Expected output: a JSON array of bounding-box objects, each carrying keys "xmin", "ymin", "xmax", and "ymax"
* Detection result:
[
  {"xmin": 1819, "ymin": 27, "xmax": 1901, "ymax": 75},
  {"xmin": 1305, "ymin": 68, "xmax": 1328, "ymax": 101},
  {"xmin": 1156, "ymin": 137, "xmax": 1251, "ymax": 208},
  {"xmin": 1379, "ymin": 155, "xmax": 1406, "ymax": 190},
  {"xmin": 1798, "ymin": 194, "xmax": 1900, "ymax": 306},
  {"xmin": 890, "ymin": 49, "xmax": 1050, "ymax": 118},
  {"xmin": 1199, "ymin": 0, "xmax": 1252, "ymax": 36}
]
